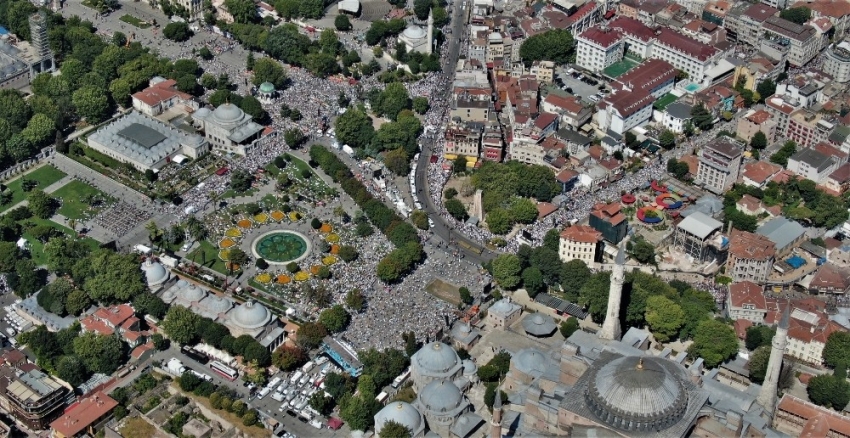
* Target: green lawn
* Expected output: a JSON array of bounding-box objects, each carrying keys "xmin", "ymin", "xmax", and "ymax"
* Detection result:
[
  {"xmin": 0, "ymin": 165, "xmax": 67, "ymax": 214},
  {"xmin": 119, "ymin": 14, "xmax": 152, "ymax": 29},
  {"xmin": 603, "ymin": 57, "xmax": 640, "ymax": 78},
  {"xmin": 21, "ymin": 218, "xmax": 100, "ymax": 265},
  {"xmin": 654, "ymin": 93, "xmax": 679, "ymax": 111},
  {"xmin": 186, "ymin": 240, "xmax": 231, "ymax": 275},
  {"xmin": 52, "ymin": 180, "xmax": 115, "ymax": 220}
]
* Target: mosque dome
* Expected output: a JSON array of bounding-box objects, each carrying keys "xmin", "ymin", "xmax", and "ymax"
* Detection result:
[
  {"xmin": 140, "ymin": 260, "xmax": 168, "ymax": 286},
  {"xmin": 211, "ymin": 103, "xmax": 244, "ymax": 124},
  {"xmin": 259, "ymin": 82, "xmax": 275, "ymax": 93},
  {"xmin": 419, "ymin": 380, "xmax": 463, "ymax": 413},
  {"xmin": 231, "ymin": 300, "xmax": 271, "ymax": 329},
  {"xmin": 413, "ymin": 342, "xmax": 461, "ymax": 375},
  {"xmin": 402, "ymin": 25, "xmax": 427, "ymax": 40},
  {"xmin": 179, "ymin": 284, "xmax": 206, "ymax": 303},
  {"xmin": 374, "ymin": 402, "xmax": 423, "ymax": 435},
  {"xmin": 513, "ymin": 348, "xmax": 550, "ymax": 376},
  {"xmin": 585, "ymin": 356, "xmax": 689, "ymax": 431}
]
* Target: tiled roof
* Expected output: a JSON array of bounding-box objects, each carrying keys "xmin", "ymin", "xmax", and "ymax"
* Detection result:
[
  {"xmin": 729, "ymin": 281, "xmax": 766, "ymax": 309},
  {"xmin": 560, "ymin": 224, "xmax": 602, "ymax": 243},
  {"xmin": 728, "ymin": 229, "xmax": 776, "ymax": 260}
]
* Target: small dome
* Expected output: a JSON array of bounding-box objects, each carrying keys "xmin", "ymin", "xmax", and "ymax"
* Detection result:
[
  {"xmin": 585, "ymin": 356, "xmax": 689, "ymax": 431},
  {"xmin": 259, "ymin": 82, "xmax": 275, "ymax": 93},
  {"xmin": 413, "ymin": 342, "xmax": 461, "ymax": 374},
  {"xmin": 141, "ymin": 260, "xmax": 168, "ymax": 286},
  {"xmin": 419, "ymin": 380, "xmax": 463, "ymax": 412},
  {"xmin": 211, "ymin": 103, "xmax": 244, "ymax": 124},
  {"xmin": 402, "ymin": 25, "xmax": 427, "ymax": 40},
  {"xmin": 231, "ymin": 300, "xmax": 271, "ymax": 329},
  {"xmin": 178, "ymin": 284, "xmax": 206, "ymax": 303},
  {"xmin": 374, "ymin": 402, "xmax": 423, "ymax": 436}
]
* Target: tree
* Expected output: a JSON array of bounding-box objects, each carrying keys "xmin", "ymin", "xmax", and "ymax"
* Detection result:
[
  {"xmin": 335, "ymin": 14, "xmax": 352, "ymax": 31},
  {"xmin": 296, "ymin": 321, "xmax": 328, "ymax": 349},
  {"xmin": 748, "ymin": 345, "xmax": 771, "ymax": 384},
  {"xmin": 445, "ymin": 198, "xmax": 468, "ymax": 221},
  {"xmin": 412, "ymin": 96, "xmax": 429, "ymax": 114},
  {"xmin": 335, "ymin": 108, "xmax": 375, "ymax": 149},
  {"xmin": 560, "ymin": 317, "xmax": 580, "ymax": 338},
  {"xmin": 163, "ymin": 22, "xmax": 192, "ymax": 41},
  {"xmin": 780, "ymin": 6, "xmax": 811, "ymax": 25},
  {"xmin": 319, "ymin": 305, "xmax": 351, "ymax": 333},
  {"xmin": 644, "ymin": 296, "xmax": 684, "ymax": 342},
  {"xmin": 162, "ymin": 305, "xmax": 200, "ymax": 344},
  {"xmin": 72, "ymin": 86, "xmax": 110, "ymax": 123},
  {"xmin": 492, "ymin": 254, "xmax": 522, "ymax": 289},
  {"xmin": 690, "ymin": 104, "xmax": 714, "ymax": 131},
  {"xmin": 659, "ymin": 130, "xmax": 676, "ymax": 150},
  {"xmin": 824, "ymin": 331, "xmax": 850, "ymax": 368},
  {"xmin": 807, "ymin": 373, "xmax": 850, "ymax": 410},
  {"xmin": 252, "ymin": 58, "xmax": 287, "ymax": 89},
  {"xmin": 73, "ymin": 332, "xmax": 124, "ymax": 374},
  {"xmin": 518, "ymin": 29, "xmax": 574, "ymax": 65},
  {"xmin": 27, "ymin": 189, "xmax": 56, "ymax": 219},
  {"xmin": 687, "ymin": 319, "xmax": 738, "ymax": 368},
  {"xmin": 345, "ymin": 288, "xmax": 365, "ymax": 312},
  {"xmin": 380, "ymin": 420, "xmax": 412, "ymax": 438}
]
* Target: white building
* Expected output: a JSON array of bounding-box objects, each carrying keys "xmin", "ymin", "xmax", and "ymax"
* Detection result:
[{"xmin": 192, "ymin": 104, "xmax": 269, "ymax": 156}]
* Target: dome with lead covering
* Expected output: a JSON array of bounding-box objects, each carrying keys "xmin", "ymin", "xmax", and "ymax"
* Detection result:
[
  {"xmin": 585, "ymin": 356, "xmax": 689, "ymax": 431},
  {"xmin": 231, "ymin": 300, "xmax": 271, "ymax": 329},
  {"xmin": 374, "ymin": 402, "xmax": 424, "ymax": 436}
]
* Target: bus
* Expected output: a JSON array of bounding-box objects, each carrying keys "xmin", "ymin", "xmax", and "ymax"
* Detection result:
[{"xmin": 209, "ymin": 361, "xmax": 238, "ymax": 381}]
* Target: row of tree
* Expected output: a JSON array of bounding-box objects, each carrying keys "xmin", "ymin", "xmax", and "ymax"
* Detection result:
[{"xmin": 309, "ymin": 145, "xmax": 423, "ymax": 282}]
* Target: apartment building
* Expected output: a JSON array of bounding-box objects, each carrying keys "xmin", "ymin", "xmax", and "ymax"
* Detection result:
[
  {"xmin": 596, "ymin": 89, "xmax": 656, "ymax": 135},
  {"xmin": 558, "ymin": 225, "xmax": 603, "ymax": 265},
  {"xmin": 786, "ymin": 110, "xmax": 833, "ymax": 148},
  {"xmin": 612, "ymin": 58, "xmax": 676, "ymax": 98},
  {"xmin": 761, "ymin": 16, "xmax": 821, "ymax": 67},
  {"xmin": 726, "ymin": 229, "xmax": 776, "ymax": 283},
  {"xmin": 696, "ymin": 137, "xmax": 743, "ymax": 194},
  {"xmin": 787, "ymin": 148, "xmax": 839, "ymax": 184},
  {"xmin": 726, "ymin": 281, "xmax": 767, "ymax": 323},
  {"xmin": 736, "ymin": 109, "xmax": 778, "ymax": 143}
]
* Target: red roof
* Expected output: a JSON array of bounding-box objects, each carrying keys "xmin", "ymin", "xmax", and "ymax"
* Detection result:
[
  {"xmin": 655, "ymin": 28, "xmax": 718, "ymax": 61},
  {"xmin": 50, "ymin": 392, "xmax": 118, "ymax": 438},
  {"xmin": 579, "ymin": 26, "xmax": 623, "ymax": 48},
  {"xmin": 729, "ymin": 281, "xmax": 766, "ymax": 310}
]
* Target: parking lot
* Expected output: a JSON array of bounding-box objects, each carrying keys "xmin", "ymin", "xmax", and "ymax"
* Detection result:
[{"xmin": 555, "ymin": 69, "xmax": 608, "ymax": 104}]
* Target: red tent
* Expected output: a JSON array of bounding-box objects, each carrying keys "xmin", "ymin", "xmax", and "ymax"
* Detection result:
[{"xmin": 327, "ymin": 418, "xmax": 344, "ymax": 430}]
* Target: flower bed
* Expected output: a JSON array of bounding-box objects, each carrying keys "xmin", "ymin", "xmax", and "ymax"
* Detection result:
[
  {"xmin": 294, "ymin": 271, "xmax": 309, "ymax": 281},
  {"xmin": 256, "ymin": 273, "xmax": 272, "ymax": 284},
  {"xmin": 322, "ymin": 256, "xmax": 337, "ymax": 266},
  {"xmin": 225, "ymin": 228, "xmax": 242, "ymax": 238},
  {"xmin": 254, "ymin": 213, "xmax": 269, "ymax": 223},
  {"xmin": 330, "ymin": 244, "xmax": 340, "ymax": 254},
  {"xmin": 270, "ymin": 210, "xmax": 285, "ymax": 222},
  {"xmin": 219, "ymin": 249, "xmax": 231, "ymax": 261},
  {"xmin": 288, "ymin": 212, "xmax": 301, "ymax": 221},
  {"xmin": 237, "ymin": 219, "xmax": 253, "ymax": 229},
  {"xmin": 326, "ymin": 233, "xmax": 340, "ymax": 243},
  {"xmin": 276, "ymin": 274, "xmax": 291, "ymax": 284},
  {"xmin": 319, "ymin": 223, "xmax": 333, "ymax": 233}
]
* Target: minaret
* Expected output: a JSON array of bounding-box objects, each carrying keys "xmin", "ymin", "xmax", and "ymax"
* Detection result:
[
  {"xmin": 599, "ymin": 245, "xmax": 625, "ymax": 340},
  {"xmin": 757, "ymin": 302, "xmax": 790, "ymax": 418},
  {"xmin": 490, "ymin": 387, "xmax": 502, "ymax": 438},
  {"xmin": 426, "ymin": 9, "xmax": 434, "ymax": 55}
]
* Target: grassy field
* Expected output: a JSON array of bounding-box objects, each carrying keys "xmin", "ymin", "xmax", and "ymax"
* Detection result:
[
  {"xmin": 654, "ymin": 93, "xmax": 679, "ymax": 110},
  {"xmin": 0, "ymin": 165, "xmax": 67, "ymax": 214},
  {"xmin": 120, "ymin": 14, "xmax": 152, "ymax": 29},
  {"xmin": 186, "ymin": 240, "xmax": 231, "ymax": 275},
  {"xmin": 52, "ymin": 180, "xmax": 115, "ymax": 220},
  {"xmin": 21, "ymin": 218, "xmax": 100, "ymax": 265}
]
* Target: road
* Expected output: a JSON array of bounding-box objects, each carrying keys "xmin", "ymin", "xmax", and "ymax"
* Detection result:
[{"xmin": 412, "ymin": 0, "xmax": 495, "ymax": 266}]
